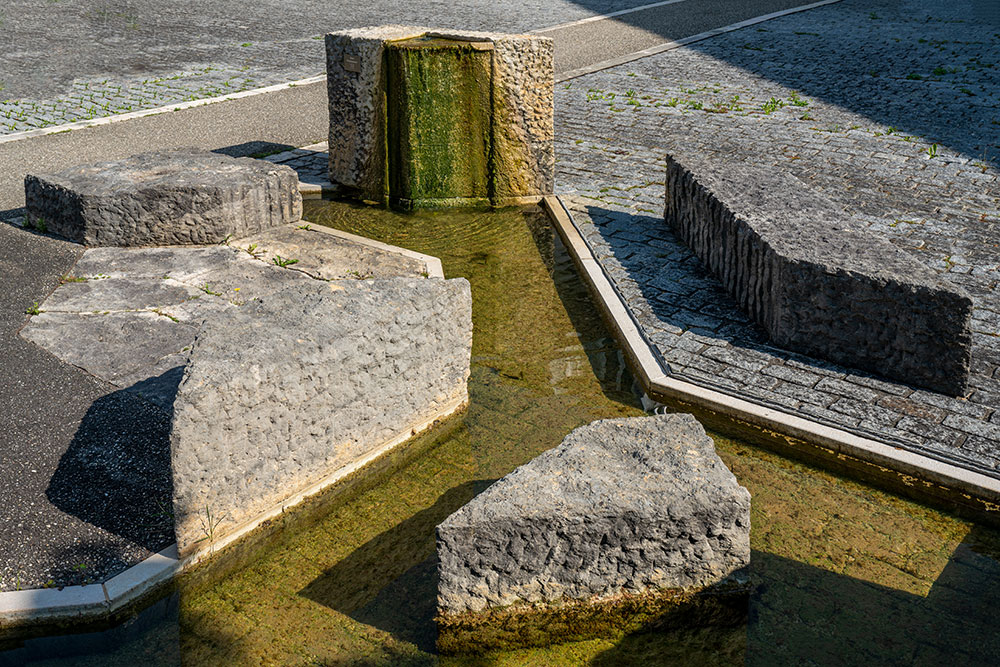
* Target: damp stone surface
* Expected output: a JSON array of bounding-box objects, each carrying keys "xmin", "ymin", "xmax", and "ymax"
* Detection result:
[
  {"xmin": 325, "ymin": 25, "xmax": 553, "ymax": 207},
  {"xmin": 170, "ymin": 276, "xmax": 472, "ymax": 556},
  {"xmin": 664, "ymin": 150, "xmax": 973, "ymax": 396},
  {"xmin": 436, "ymin": 413, "xmax": 751, "ymax": 616},
  {"xmin": 23, "ymin": 149, "xmax": 302, "ymax": 247}
]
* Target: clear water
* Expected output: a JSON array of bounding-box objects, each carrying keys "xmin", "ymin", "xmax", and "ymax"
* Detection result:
[{"xmin": 3, "ymin": 201, "xmax": 999, "ymax": 665}]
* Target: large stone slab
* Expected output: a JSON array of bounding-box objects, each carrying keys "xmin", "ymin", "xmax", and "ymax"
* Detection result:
[
  {"xmin": 170, "ymin": 277, "xmax": 472, "ymax": 556},
  {"xmin": 24, "ymin": 149, "xmax": 302, "ymax": 247},
  {"xmin": 325, "ymin": 26, "xmax": 553, "ymax": 207},
  {"xmin": 436, "ymin": 414, "xmax": 750, "ymax": 621},
  {"xmin": 664, "ymin": 151, "xmax": 973, "ymax": 396}
]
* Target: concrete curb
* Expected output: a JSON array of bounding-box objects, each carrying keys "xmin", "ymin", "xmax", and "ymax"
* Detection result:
[
  {"xmin": 543, "ymin": 195, "xmax": 1000, "ymax": 511},
  {"xmin": 554, "ymin": 0, "xmax": 844, "ymax": 83}
]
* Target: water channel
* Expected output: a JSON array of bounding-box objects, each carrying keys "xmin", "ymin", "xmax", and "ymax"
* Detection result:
[{"xmin": 3, "ymin": 201, "xmax": 999, "ymax": 665}]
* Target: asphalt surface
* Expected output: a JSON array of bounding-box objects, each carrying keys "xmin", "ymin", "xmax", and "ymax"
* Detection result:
[
  {"xmin": 543, "ymin": 0, "xmax": 819, "ymax": 73},
  {"xmin": 0, "ymin": 0, "xmax": 829, "ymax": 590}
]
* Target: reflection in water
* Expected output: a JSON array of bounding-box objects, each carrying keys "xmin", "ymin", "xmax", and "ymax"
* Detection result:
[{"xmin": 4, "ymin": 201, "xmax": 999, "ymax": 665}]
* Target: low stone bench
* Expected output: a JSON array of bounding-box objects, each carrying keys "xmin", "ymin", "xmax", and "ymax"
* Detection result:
[
  {"xmin": 24, "ymin": 149, "xmax": 302, "ymax": 247},
  {"xmin": 436, "ymin": 413, "xmax": 750, "ymax": 652},
  {"xmin": 664, "ymin": 152, "xmax": 973, "ymax": 396}
]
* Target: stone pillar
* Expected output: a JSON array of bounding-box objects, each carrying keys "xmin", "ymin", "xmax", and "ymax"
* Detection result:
[{"xmin": 325, "ymin": 26, "xmax": 553, "ymax": 208}]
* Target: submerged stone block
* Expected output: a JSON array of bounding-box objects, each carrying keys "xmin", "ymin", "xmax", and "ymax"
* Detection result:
[
  {"xmin": 24, "ymin": 149, "xmax": 302, "ymax": 247},
  {"xmin": 664, "ymin": 151, "xmax": 973, "ymax": 396},
  {"xmin": 436, "ymin": 413, "xmax": 750, "ymax": 650},
  {"xmin": 170, "ymin": 277, "xmax": 472, "ymax": 556},
  {"xmin": 325, "ymin": 25, "xmax": 553, "ymax": 207}
]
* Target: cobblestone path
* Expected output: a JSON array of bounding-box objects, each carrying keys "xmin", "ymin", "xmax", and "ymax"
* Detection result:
[{"xmin": 554, "ymin": 0, "xmax": 1000, "ymax": 473}]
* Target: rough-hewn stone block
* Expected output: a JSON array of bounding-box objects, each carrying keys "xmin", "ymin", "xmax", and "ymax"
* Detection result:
[
  {"xmin": 171, "ymin": 277, "xmax": 472, "ymax": 556},
  {"xmin": 24, "ymin": 149, "xmax": 302, "ymax": 247},
  {"xmin": 664, "ymin": 152, "xmax": 973, "ymax": 396},
  {"xmin": 436, "ymin": 414, "xmax": 750, "ymax": 617},
  {"xmin": 325, "ymin": 25, "xmax": 553, "ymax": 206}
]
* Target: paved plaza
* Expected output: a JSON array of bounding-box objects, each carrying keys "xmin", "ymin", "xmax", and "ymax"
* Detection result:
[{"xmin": 555, "ymin": 0, "xmax": 1000, "ymax": 473}]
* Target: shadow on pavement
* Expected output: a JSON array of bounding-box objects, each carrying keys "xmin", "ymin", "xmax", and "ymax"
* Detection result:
[{"xmin": 45, "ymin": 382, "xmax": 175, "ymax": 556}]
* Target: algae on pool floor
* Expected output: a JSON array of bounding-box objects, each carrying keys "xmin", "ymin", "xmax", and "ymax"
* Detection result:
[
  {"xmin": 171, "ymin": 201, "xmax": 1000, "ymax": 665},
  {"xmin": 15, "ymin": 201, "xmax": 997, "ymax": 665}
]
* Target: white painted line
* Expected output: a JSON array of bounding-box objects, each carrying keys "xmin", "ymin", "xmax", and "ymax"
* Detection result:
[
  {"xmin": 0, "ymin": 74, "xmax": 326, "ymax": 145},
  {"xmin": 532, "ymin": 0, "xmax": 691, "ymax": 34},
  {"xmin": 555, "ymin": 0, "xmax": 844, "ymax": 82},
  {"xmin": 546, "ymin": 195, "xmax": 1000, "ymax": 505}
]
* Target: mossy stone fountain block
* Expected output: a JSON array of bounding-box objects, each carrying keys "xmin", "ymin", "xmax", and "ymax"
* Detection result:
[
  {"xmin": 385, "ymin": 37, "xmax": 493, "ymax": 208},
  {"xmin": 326, "ymin": 26, "xmax": 553, "ymax": 208}
]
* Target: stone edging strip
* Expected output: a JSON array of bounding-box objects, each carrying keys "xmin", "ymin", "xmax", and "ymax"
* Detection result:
[
  {"xmin": 0, "ymin": 236, "xmax": 460, "ymax": 627},
  {"xmin": 542, "ymin": 195, "xmax": 1000, "ymax": 508},
  {"xmin": 554, "ymin": 0, "xmax": 844, "ymax": 83},
  {"xmin": 0, "ymin": 74, "xmax": 326, "ymax": 146}
]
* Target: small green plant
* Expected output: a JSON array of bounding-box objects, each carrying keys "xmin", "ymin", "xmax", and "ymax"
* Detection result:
[
  {"xmin": 200, "ymin": 284, "xmax": 223, "ymax": 296},
  {"xmin": 788, "ymin": 91, "xmax": 809, "ymax": 107},
  {"xmin": 906, "ymin": 73, "xmax": 923, "ymax": 80},
  {"xmin": 240, "ymin": 42, "xmax": 251, "ymax": 47},
  {"xmin": 927, "ymin": 143, "xmax": 939, "ymax": 158},
  {"xmin": 152, "ymin": 308, "xmax": 180, "ymax": 323},
  {"xmin": 272, "ymin": 255, "xmax": 299, "ymax": 267},
  {"xmin": 25, "ymin": 301, "xmax": 41, "ymax": 315},
  {"xmin": 245, "ymin": 243, "xmax": 261, "ymax": 257},
  {"xmin": 59, "ymin": 274, "xmax": 87, "ymax": 284},
  {"xmin": 761, "ymin": 97, "xmax": 785, "ymax": 114},
  {"xmin": 932, "ymin": 66, "xmax": 948, "ymax": 76},
  {"xmin": 296, "ymin": 223, "xmax": 312, "ymax": 230},
  {"xmin": 869, "ymin": 11, "xmax": 880, "ymax": 19}
]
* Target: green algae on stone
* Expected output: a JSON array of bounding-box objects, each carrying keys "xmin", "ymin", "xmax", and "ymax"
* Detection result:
[
  {"xmin": 436, "ymin": 580, "xmax": 750, "ymax": 656},
  {"xmin": 386, "ymin": 37, "xmax": 493, "ymax": 209}
]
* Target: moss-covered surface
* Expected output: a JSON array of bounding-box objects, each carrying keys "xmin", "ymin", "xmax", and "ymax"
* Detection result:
[
  {"xmin": 386, "ymin": 38, "xmax": 493, "ymax": 208},
  {"xmin": 8, "ymin": 201, "xmax": 1000, "ymax": 665},
  {"xmin": 436, "ymin": 582, "xmax": 750, "ymax": 655}
]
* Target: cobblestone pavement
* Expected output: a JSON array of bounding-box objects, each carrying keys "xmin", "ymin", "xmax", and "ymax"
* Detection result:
[
  {"xmin": 0, "ymin": 0, "xmax": 659, "ymax": 134},
  {"xmin": 554, "ymin": 0, "xmax": 1000, "ymax": 473}
]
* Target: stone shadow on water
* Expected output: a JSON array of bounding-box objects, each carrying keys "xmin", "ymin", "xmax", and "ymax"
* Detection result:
[
  {"xmin": 526, "ymin": 211, "xmax": 640, "ymax": 405},
  {"xmin": 298, "ymin": 480, "xmax": 491, "ymax": 653},
  {"xmin": 590, "ymin": 528, "xmax": 1000, "ymax": 665},
  {"xmin": 45, "ymin": 369, "xmax": 179, "ymax": 561}
]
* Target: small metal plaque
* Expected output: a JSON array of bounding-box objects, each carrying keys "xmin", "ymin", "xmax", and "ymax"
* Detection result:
[{"xmin": 343, "ymin": 54, "xmax": 361, "ymax": 73}]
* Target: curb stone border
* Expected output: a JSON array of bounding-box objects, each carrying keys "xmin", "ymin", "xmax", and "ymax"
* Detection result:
[
  {"xmin": 0, "ymin": 228, "xmax": 454, "ymax": 628},
  {"xmin": 542, "ymin": 195, "xmax": 1000, "ymax": 516}
]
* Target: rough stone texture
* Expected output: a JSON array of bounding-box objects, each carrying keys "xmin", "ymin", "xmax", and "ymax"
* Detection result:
[
  {"xmin": 325, "ymin": 25, "xmax": 553, "ymax": 205},
  {"xmin": 23, "ymin": 149, "xmax": 302, "ymax": 247},
  {"xmin": 436, "ymin": 413, "xmax": 750, "ymax": 616},
  {"xmin": 664, "ymin": 152, "xmax": 973, "ymax": 396},
  {"xmin": 19, "ymin": 223, "xmax": 433, "ymax": 414},
  {"xmin": 170, "ymin": 277, "xmax": 472, "ymax": 556}
]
